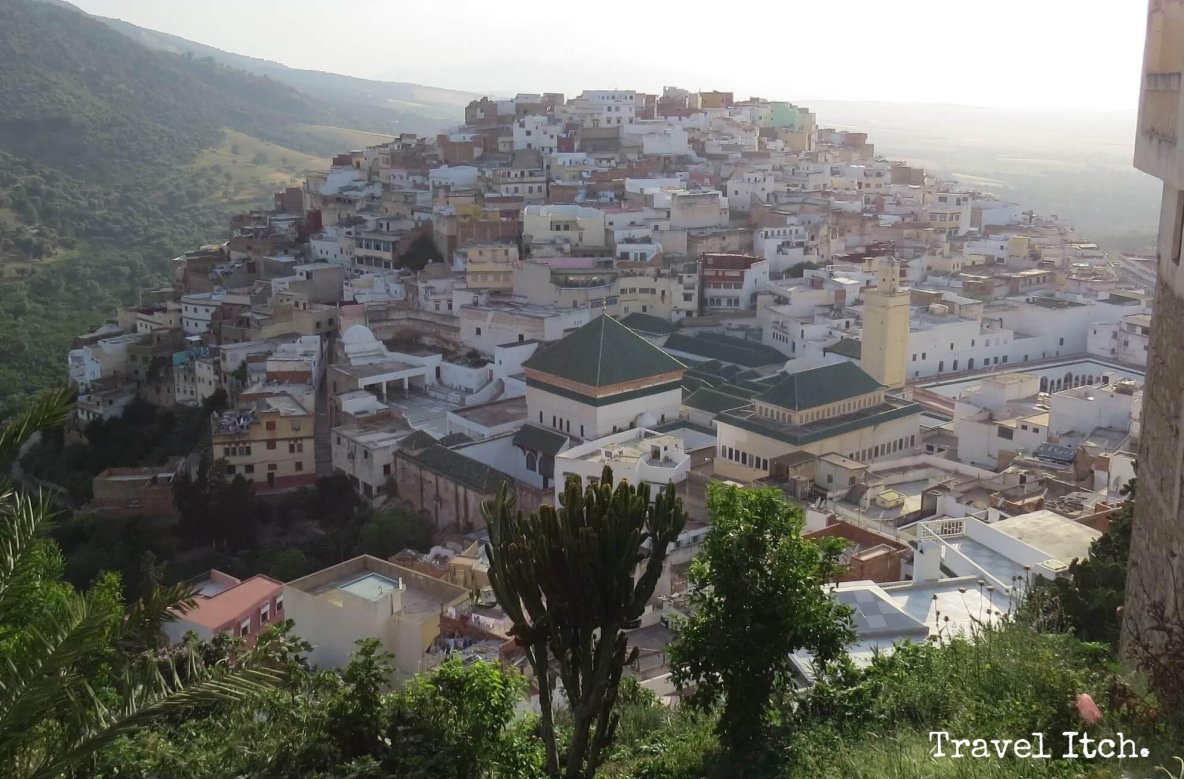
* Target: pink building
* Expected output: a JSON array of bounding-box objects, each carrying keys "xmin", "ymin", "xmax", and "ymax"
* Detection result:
[{"xmin": 163, "ymin": 570, "xmax": 284, "ymax": 647}]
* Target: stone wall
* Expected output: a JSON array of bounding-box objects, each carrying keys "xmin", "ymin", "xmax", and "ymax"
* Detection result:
[{"xmin": 1125, "ymin": 279, "xmax": 1184, "ymax": 661}]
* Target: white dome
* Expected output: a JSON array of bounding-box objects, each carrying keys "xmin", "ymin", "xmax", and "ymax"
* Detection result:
[{"xmin": 343, "ymin": 324, "xmax": 377, "ymax": 346}]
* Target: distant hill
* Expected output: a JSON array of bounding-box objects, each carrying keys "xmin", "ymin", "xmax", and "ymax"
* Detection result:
[
  {"xmin": 0, "ymin": 0, "xmax": 411, "ymax": 186},
  {"xmin": 807, "ymin": 99, "xmax": 1159, "ymax": 251},
  {"xmin": 37, "ymin": 0, "xmax": 476, "ymax": 138}
]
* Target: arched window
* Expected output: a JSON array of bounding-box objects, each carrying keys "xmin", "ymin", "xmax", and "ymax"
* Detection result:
[{"xmin": 526, "ymin": 452, "xmax": 537, "ymax": 472}]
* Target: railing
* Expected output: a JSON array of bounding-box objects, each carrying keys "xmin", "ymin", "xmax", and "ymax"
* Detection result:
[
  {"xmin": 919, "ymin": 517, "xmax": 965, "ymax": 538},
  {"xmin": 917, "ymin": 520, "xmax": 1013, "ymax": 593}
]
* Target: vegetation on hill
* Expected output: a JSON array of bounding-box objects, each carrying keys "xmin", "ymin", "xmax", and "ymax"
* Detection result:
[
  {"xmin": 0, "ymin": 388, "xmax": 285, "ymax": 779},
  {"xmin": 0, "ymin": 0, "xmax": 391, "ymax": 417}
]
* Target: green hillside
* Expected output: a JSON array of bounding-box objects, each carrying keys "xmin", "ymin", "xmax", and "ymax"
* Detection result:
[
  {"xmin": 0, "ymin": 0, "xmax": 390, "ymax": 417},
  {"xmin": 46, "ymin": 0, "xmax": 475, "ymax": 136}
]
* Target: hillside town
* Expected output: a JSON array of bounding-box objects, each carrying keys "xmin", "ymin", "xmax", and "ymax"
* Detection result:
[{"xmin": 65, "ymin": 86, "xmax": 1153, "ymax": 694}]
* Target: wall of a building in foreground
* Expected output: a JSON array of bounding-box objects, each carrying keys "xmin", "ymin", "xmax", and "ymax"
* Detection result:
[{"xmin": 1126, "ymin": 0, "xmax": 1184, "ymax": 674}]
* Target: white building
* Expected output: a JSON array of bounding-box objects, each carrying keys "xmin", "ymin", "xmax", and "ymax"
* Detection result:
[
  {"xmin": 554, "ymin": 429, "xmax": 690, "ymax": 503},
  {"xmin": 284, "ymin": 556, "xmax": 469, "ymax": 681},
  {"xmin": 522, "ymin": 315, "xmax": 686, "ymax": 440},
  {"xmin": 332, "ymin": 416, "xmax": 408, "ymax": 503},
  {"xmin": 513, "ymin": 115, "xmax": 560, "ymax": 153},
  {"xmin": 951, "ymin": 373, "xmax": 1050, "ymax": 470},
  {"xmin": 1086, "ymin": 313, "xmax": 1152, "ymax": 367}
]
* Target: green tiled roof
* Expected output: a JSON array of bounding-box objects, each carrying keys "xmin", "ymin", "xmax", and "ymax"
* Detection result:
[
  {"xmin": 512, "ymin": 424, "xmax": 569, "ymax": 456},
  {"xmin": 757, "ymin": 362, "xmax": 884, "ymax": 411},
  {"xmin": 825, "ymin": 337, "xmax": 863, "ymax": 360},
  {"xmin": 716, "ymin": 383, "xmax": 759, "ymax": 399},
  {"xmin": 717, "ymin": 401, "xmax": 922, "ymax": 447},
  {"xmin": 523, "ymin": 315, "xmax": 685, "ymax": 387},
  {"xmin": 407, "ymin": 444, "xmax": 513, "ymax": 493},
  {"xmin": 400, "ymin": 430, "xmax": 438, "ymax": 451},
  {"xmin": 682, "ymin": 388, "xmax": 752, "ymax": 414},
  {"xmin": 664, "ymin": 332, "xmax": 787, "ymax": 368},
  {"xmin": 620, "ymin": 312, "xmax": 677, "ymax": 336}
]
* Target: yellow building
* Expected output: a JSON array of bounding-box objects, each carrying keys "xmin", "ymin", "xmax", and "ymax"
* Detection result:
[
  {"xmin": 461, "ymin": 242, "xmax": 518, "ymax": 291},
  {"xmin": 861, "ymin": 258, "xmax": 910, "ymax": 389},
  {"xmin": 212, "ymin": 393, "xmax": 316, "ymax": 493},
  {"xmin": 714, "ymin": 362, "xmax": 922, "ymax": 482}
]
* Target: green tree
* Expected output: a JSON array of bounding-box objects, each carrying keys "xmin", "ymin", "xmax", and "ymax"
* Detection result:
[
  {"xmin": 483, "ymin": 466, "xmax": 687, "ymax": 778},
  {"xmin": 0, "ymin": 388, "xmax": 280, "ymax": 779},
  {"xmin": 396, "ymin": 233, "xmax": 443, "ymax": 272},
  {"xmin": 262, "ymin": 546, "xmax": 316, "ymax": 581},
  {"xmin": 1038, "ymin": 476, "xmax": 1134, "ymax": 648},
  {"xmin": 353, "ymin": 504, "xmax": 434, "ymax": 558},
  {"xmin": 669, "ymin": 483, "xmax": 854, "ymax": 758},
  {"xmin": 173, "ymin": 454, "xmax": 260, "ymax": 551}
]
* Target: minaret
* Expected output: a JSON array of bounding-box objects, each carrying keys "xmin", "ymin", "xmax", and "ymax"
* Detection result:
[{"xmin": 861, "ymin": 256, "xmax": 910, "ymax": 389}]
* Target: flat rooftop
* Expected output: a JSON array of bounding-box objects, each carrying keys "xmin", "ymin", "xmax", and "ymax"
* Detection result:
[
  {"xmin": 992, "ymin": 511, "xmax": 1100, "ymax": 564},
  {"xmin": 449, "ymin": 396, "xmax": 528, "ymax": 427},
  {"xmin": 297, "ymin": 557, "xmax": 468, "ymax": 617}
]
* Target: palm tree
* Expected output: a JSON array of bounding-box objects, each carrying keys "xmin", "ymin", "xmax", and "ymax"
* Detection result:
[{"xmin": 0, "ymin": 388, "xmax": 281, "ymax": 779}]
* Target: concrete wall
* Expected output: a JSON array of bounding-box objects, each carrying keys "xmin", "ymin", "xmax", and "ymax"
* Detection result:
[{"xmin": 526, "ymin": 384, "xmax": 683, "ymax": 441}]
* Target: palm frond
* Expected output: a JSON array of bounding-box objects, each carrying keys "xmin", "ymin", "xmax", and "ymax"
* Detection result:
[
  {"xmin": 0, "ymin": 593, "xmax": 114, "ymax": 763},
  {"xmin": 0, "ymin": 489, "xmax": 59, "ymax": 612},
  {"xmin": 116, "ymin": 581, "xmax": 200, "ymax": 656},
  {"xmin": 0, "ymin": 386, "xmax": 74, "ymax": 471},
  {"xmin": 28, "ymin": 665, "xmax": 281, "ymax": 779}
]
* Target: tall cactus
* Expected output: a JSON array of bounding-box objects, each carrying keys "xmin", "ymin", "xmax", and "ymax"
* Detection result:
[{"xmin": 483, "ymin": 466, "xmax": 687, "ymax": 779}]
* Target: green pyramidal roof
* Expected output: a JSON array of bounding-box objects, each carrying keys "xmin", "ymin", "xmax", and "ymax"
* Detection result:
[
  {"xmin": 757, "ymin": 362, "xmax": 884, "ymax": 411},
  {"xmin": 523, "ymin": 314, "xmax": 686, "ymax": 388}
]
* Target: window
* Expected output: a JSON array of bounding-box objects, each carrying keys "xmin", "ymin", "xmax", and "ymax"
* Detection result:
[
  {"xmin": 268, "ymin": 463, "xmax": 278, "ymax": 471},
  {"xmin": 295, "ymin": 461, "xmax": 303, "ymax": 472},
  {"xmin": 291, "ymin": 419, "xmax": 302, "ymax": 432},
  {"xmin": 997, "ymin": 426, "xmax": 1014, "ymax": 440},
  {"xmin": 265, "ymin": 421, "xmax": 276, "ymax": 431},
  {"xmin": 239, "ymin": 619, "xmax": 251, "ymax": 637},
  {"xmin": 267, "ymin": 440, "xmax": 277, "ymax": 450},
  {"xmin": 260, "ymin": 604, "xmax": 270, "ymax": 623},
  {"xmin": 244, "ymin": 464, "xmax": 255, "ymax": 474},
  {"xmin": 476, "ymin": 327, "xmax": 482, "ymax": 336},
  {"xmin": 383, "ymin": 463, "xmax": 391, "ymax": 476}
]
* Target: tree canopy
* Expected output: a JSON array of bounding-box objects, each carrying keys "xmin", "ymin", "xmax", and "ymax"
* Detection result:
[{"xmin": 669, "ymin": 483, "xmax": 854, "ymax": 757}]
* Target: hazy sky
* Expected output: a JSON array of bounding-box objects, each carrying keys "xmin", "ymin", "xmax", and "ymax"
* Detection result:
[{"xmin": 68, "ymin": 0, "xmax": 1147, "ymax": 111}]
